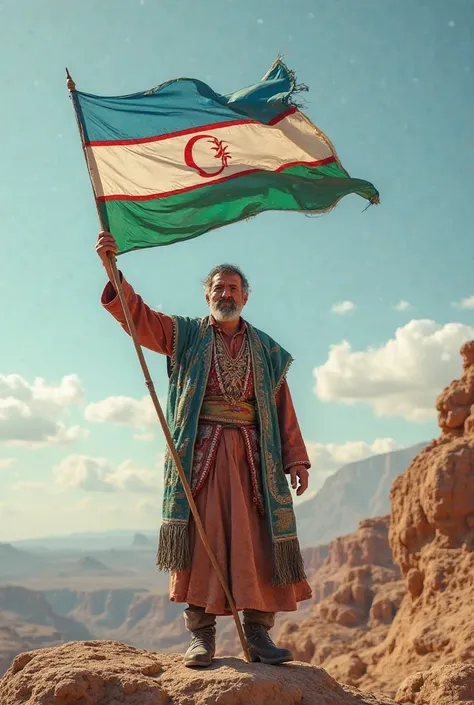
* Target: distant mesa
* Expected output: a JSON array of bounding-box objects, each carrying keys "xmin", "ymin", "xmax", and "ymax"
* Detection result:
[
  {"xmin": 0, "ymin": 543, "xmax": 44, "ymax": 580},
  {"xmin": 295, "ymin": 442, "xmax": 426, "ymax": 546},
  {"xmin": 0, "ymin": 585, "xmax": 93, "ymax": 677},
  {"xmin": 75, "ymin": 556, "xmax": 112, "ymax": 574},
  {"xmin": 0, "ymin": 543, "xmax": 34, "ymax": 559},
  {"xmin": 131, "ymin": 533, "xmax": 153, "ymax": 548}
]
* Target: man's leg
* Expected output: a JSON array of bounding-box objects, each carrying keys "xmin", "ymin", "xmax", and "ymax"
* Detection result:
[
  {"xmin": 242, "ymin": 609, "xmax": 293, "ymax": 665},
  {"xmin": 183, "ymin": 605, "xmax": 216, "ymax": 668}
]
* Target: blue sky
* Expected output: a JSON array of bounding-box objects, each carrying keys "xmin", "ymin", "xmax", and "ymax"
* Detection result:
[{"xmin": 0, "ymin": 0, "xmax": 473, "ymax": 540}]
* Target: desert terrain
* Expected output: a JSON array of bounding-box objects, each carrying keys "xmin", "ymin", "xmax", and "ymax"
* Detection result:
[{"xmin": 2, "ymin": 342, "xmax": 474, "ymax": 703}]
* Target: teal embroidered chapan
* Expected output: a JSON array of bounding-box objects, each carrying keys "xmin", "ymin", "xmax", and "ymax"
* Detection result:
[{"xmin": 156, "ymin": 316, "xmax": 306, "ymax": 587}]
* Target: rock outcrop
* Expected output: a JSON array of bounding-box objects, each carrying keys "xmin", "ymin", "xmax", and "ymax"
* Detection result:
[
  {"xmin": 301, "ymin": 543, "xmax": 330, "ymax": 578},
  {"xmin": 278, "ymin": 517, "xmax": 403, "ymax": 687},
  {"xmin": 309, "ymin": 516, "xmax": 398, "ymax": 604},
  {"xmin": 0, "ymin": 639, "xmax": 398, "ymax": 705},
  {"xmin": 281, "ymin": 341, "xmax": 474, "ymax": 697},
  {"xmin": 0, "ymin": 586, "xmax": 93, "ymax": 677},
  {"xmin": 396, "ymin": 663, "xmax": 474, "ymax": 705},
  {"xmin": 364, "ymin": 341, "xmax": 474, "ymax": 694}
]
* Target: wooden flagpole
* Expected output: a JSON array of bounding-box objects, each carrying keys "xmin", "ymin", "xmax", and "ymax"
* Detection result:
[{"xmin": 66, "ymin": 69, "xmax": 250, "ymax": 662}]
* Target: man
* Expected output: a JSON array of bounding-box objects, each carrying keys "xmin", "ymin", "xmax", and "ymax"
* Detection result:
[{"xmin": 96, "ymin": 231, "xmax": 312, "ymax": 667}]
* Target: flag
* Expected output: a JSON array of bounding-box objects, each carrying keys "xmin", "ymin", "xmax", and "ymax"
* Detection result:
[{"xmin": 73, "ymin": 59, "xmax": 379, "ymax": 255}]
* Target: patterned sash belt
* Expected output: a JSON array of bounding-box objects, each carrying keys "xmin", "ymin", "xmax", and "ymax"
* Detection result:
[{"xmin": 199, "ymin": 398, "xmax": 256, "ymax": 427}]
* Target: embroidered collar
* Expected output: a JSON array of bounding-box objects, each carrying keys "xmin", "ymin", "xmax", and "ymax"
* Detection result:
[{"xmin": 209, "ymin": 315, "xmax": 247, "ymax": 338}]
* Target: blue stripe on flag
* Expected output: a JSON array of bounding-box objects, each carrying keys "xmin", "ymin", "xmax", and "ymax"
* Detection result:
[{"xmin": 74, "ymin": 60, "xmax": 299, "ymax": 144}]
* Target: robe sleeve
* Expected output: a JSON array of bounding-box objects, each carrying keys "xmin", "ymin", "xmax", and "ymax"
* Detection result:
[
  {"xmin": 276, "ymin": 380, "xmax": 311, "ymax": 473},
  {"xmin": 101, "ymin": 272, "xmax": 174, "ymax": 357}
]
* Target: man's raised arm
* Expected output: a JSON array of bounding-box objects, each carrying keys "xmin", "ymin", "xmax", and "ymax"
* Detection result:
[{"xmin": 96, "ymin": 231, "xmax": 174, "ymax": 357}]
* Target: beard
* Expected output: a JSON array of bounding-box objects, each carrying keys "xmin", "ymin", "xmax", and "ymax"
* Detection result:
[{"xmin": 210, "ymin": 298, "xmax": 243, "ymax": 322}]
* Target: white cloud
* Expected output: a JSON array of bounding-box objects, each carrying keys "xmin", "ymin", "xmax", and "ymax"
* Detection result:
[
  {"xmin": 314, "ymin": 319, "xmax": 474, "ymax": 421},
  {"xmin": 301, "ymin": 438, "xmax": 399, "ymax": 494},
  {"xmin": 306, "ymin": 438, "xmax": 399, "ymax": 475},
  {"xmin": 0, "ymin": 374, "xmax": 86, "ymax": 447},
  {"xmin": 452, "ymin": 296, "xmax": 474, "ymax": 310},
  {"xmin": 111, "ymin": 459, "xmax": 161, "ymax": 493},
  {"xmin": 0, "ymin": 459, "xmax": 16, "ymax": 469},
  {"xmin": 55, "ymin": 455, "xmax": 114, "ymax": 493},
  {"xmin": 11, "ymin": 481, "xmax": 45, "ymax": 491},
  {"xmin": 394, "ymin": 300, "xmax": 412, "ymax": 311},
  {"xmin": 134, "ymin": 432, "xmax": 155, "ymax": 442},
  {"xmin": 84, "ymin": 395, "xmax": 156, "ymax": 428},
  {"xmin": 54, "ymin": 454, "xmax": 162, "ymax": 494},
  {"xmin": 331, "ymin": 301, "xmax": 356, "ymax": 315}
]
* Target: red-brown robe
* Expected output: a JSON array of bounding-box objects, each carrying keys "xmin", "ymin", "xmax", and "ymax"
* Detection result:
[{"xmin": 102, "ymin": 277, "xmax": 312, "ymax": 615}]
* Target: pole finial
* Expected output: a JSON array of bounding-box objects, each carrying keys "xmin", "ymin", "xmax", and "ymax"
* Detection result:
[{"xmin": 66, "ymin": 67, "xmax": 76, "ymax": 92}]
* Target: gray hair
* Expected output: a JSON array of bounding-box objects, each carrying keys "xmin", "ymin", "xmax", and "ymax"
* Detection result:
[{"xmin": 203, "ymin": 264, "xmax": 250, "ymax": 295}]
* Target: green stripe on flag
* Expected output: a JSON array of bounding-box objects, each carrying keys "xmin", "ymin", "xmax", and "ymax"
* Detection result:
[{"xmin": 99, "ymin": 162, "xmax": 378, "ymax": 255}]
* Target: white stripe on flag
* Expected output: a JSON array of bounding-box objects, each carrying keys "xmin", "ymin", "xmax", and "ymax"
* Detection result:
[{"xmin": 86, "ymin": 111, "xmax": 336, "ymax": 199}]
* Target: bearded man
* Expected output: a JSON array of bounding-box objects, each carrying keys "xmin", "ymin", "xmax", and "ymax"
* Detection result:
[{"xmin": 96, "ymin": 231, "xmax": 312, "ymax": 667}]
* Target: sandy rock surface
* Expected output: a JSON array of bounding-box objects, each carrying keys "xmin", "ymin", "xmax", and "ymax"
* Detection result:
[
  {"xmin": 0, "ymin": 639, "xmax": 399, "ymax": 705},
  {"xmin": 396, "ymin": 662, "xmax": 474, "ymax": 704}
]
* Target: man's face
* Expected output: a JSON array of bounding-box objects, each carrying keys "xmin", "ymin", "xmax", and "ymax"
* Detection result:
[{"xmin": 206, "ymin": 273, "xmax": 248, "ymax": 322}]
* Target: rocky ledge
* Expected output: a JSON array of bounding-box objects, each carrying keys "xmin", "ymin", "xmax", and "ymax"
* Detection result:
[{"xmin": 0, "ymin": 639, "xmax": 398, "ymax": 705}]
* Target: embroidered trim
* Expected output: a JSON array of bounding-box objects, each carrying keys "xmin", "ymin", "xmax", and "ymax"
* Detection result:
[
  {"xmin": 274, "ymin": 355, "xmax": 294, "ymax": 396},
  {"xmin": 184, "ymin": 318, "xmax": 214, "ymax": 480},
  {"xmin": 191, "ymin": 424, "xmax": 222, "ymax": 498},
  {"xmin": 249, "ymin": 327, "xmax": 293, "ymax": 506},
  {"xmin": 170, "ymin": 315, "xmax": 179, "ymax": 373},
  {"xmin": 284, "ymin": 461, "xmax": 311, "ymax": 472},
  {"xmin": 199, "ymin": 415, "xmax": 254, "ymax": 426},
  {"xmin": 214, "ymin": 331, "xmax": 251, "ymax": 406},
  {"xmin": 161, "ymin": 518, "xmax": 188, "ymax": 525},
  {"xmin": 242, "ymin": 426, "xmax": 265, "ymax": 517},
  {"xmin": 273, "ymin": 507, "xmax": 296, "ymax": 532},
  {"xmin": 244, "ymin": 362, "xmax": 254, "ymax": 399},
  {"xmin": 200, "ymin": 398, "xmax": 256, "ymax": 425},
  {"xmin": 274, "ymin": 533, "xmax": 298, "ymax": 542}
]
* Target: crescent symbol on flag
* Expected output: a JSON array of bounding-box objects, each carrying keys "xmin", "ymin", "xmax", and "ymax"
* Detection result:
[{"xmin": 184, "ymin": 134, "xmax": 231, "ymax": 178}]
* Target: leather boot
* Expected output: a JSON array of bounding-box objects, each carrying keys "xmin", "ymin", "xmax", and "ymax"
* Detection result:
[
  {"xmin": 243, "ymin": 622, "xmax": 293, "ymax": 665},
  {"xmin": 183, "ymin": 606, "xmax": 216, "ymax": 668},
  {"xmin": 183, "ymin": 624, "xmax": 216, "ymax": 667}
]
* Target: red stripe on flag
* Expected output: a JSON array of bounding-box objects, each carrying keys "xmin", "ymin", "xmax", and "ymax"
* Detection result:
[
  {"xmin": 96, "ymin": 155, "xmax": 336, "ymax": 202},
  {"xmin": 86, "ymin": 107, "xmax": 297, "ymax": 148},
  {"xmin": 268, "ymin": 107, "xmax": 297, "ymax": 125}
]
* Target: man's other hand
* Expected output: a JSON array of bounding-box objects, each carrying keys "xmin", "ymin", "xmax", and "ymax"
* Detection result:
[{"xmin": 289, "ymin": 465, "xmax": 309, "ymax": 496}]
